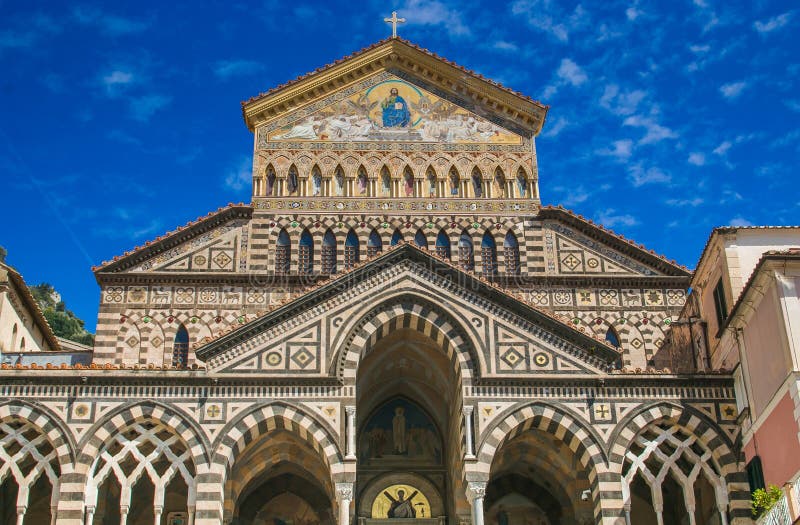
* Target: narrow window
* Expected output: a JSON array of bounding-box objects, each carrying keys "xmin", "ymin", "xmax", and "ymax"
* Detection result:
[
  {"xmin": 391, "ymin": 229, "xmax": 403, "ymax": 246},
  {"xmin": 494, "ymin": 167, "xmax": 506, "ymax": 198},
  {"xmin": 449, "ymin": 167, "xmax": 460, "ymax": 196},
  {"xmin": 275, "ymin": 229, "xmax": 290, "ymax": 275},
  {"xmin": 311, "ymin": 165, "xmax": 323, "ymax": 196},
  {"xmin": 380, "ymin": 166, "xmax": 391, "ymax": 197},
  {"xmin": 516, "ymin": 167, "xmax": 528, "ymax": 197},
  {"xmin": 605, "ymin": 326, "xmax": 621, "ymax": 348},
  {"xmin": 334, "ymin": 165, "xmax": 345, "ymax": 196},
  {"xmin": 403, "ymin": 166, "xmax": 415, "ymax": 197},
  {"xmin": 287, "ymin": 164, "xmax": 299, "ymax": 194},
  {"xmin": 322, "ymin": 229, "xmax": 337, "ymax": 274},
  {"xmin": 503, "ymin": 231, "xmax": 520, "ymax": 275},
  {"xmin": 713, "ymin": 278, "xmax": 728, "ymax": 329},
  {"xmin": 357, "ymin": 166, "xmax": 368, "ymax": 196},
  {"xmin": 459, "ymin": 231, "xmax": 474, "ymax": 270},
  {"xmin": 299, "ymin": 229, "xmax": 314, "ymax": 274},
  {"xmin": 344, "ymin": 229, "xmax": 360, "ymax": 269},
  {"xmin": 426, "ymin": 166, "xmax": 437, "ymax": 197},
  {"xmin": 746, "ymin": 456, "xmax": 765, "ymax": 492},
  {"xmin": 414, "ymin": 230, "xmax": 428, "ymax": 250},
  {"xmin": 265, "ymin": 164, "xmax": 276, "ymax": 196},
  {"xmin": 435, "ymin": 230, "xmax": 451, "ymax": 259},
  {"xmin": 367, "ymin": 229, "xmax": 383, "ymax": 257},
  {"xmin": 19, "ymin": 336, "xmax": 26, "ymax": 351},
  {"xmin": 471, "ymin": 167, "xmax": 483, "ymax": 198},
  {"xmin": 11, "ymin": 324, "xmax": 18, "ymax": 352},
  {"xmin": 172, "ymin": 325, "xmax": 189, "ymax": 368},
  {"xmin": 481, "ymin": 231, "xmax": 497, "ymax": 277}
]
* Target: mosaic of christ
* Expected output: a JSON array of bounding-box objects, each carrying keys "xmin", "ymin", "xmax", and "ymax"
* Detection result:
[{"xmin": 267, "ymin": 78, "xmax": 521, "ymax": 144}]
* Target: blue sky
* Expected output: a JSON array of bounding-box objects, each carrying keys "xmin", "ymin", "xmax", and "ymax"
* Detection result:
[{"xmin": 1, "ymin": 1, "xmax": 797, "ymax": 331}]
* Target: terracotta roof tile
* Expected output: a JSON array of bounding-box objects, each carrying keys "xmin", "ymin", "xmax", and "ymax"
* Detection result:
[{"xmin": 241, "ymin": 37, "xmax": 547, "ymax": 110}]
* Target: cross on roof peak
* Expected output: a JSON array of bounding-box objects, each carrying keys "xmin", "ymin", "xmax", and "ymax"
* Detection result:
[{"xmin": 384, "ymin": 11, "xmax": 406, "ymax": 38}]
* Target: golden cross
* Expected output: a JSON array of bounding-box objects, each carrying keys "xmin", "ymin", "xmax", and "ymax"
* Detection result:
[{"xmin": 384, "ymin": 11, "xmax": 406, "ymax": 38}]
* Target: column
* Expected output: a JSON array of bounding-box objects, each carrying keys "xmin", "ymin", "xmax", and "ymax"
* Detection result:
[
  {"xmin": 188, "ymin": 505, "xmax": 196, "ymax": 525},
  {"xmin": 120, "ymin": 505, "xmax": 130, "ymax": 525},
  {"xmin": 15, "ymin": 506, "xmax": 26, "ymax": 525},
  {"xmin": 345, "ymin": 406, "xmax": 357, "ymax": 460},
  {"xmin": 153, "ymin": 506, "xmax": 163, "ymax": 525},
  {"xmin": 336, "ymin": 483, "xmax": 354, "ymax": 525},
  {"xmin": 84, "ymin": 505, "xmax": 96, "ymax": 525},
  {"xmin": 467, "ymin": 482, "xmax": 486, "ymax": 525},
  {"xmin": 463, "ymin": 406, "xmax": 475, "ymax": 459}
]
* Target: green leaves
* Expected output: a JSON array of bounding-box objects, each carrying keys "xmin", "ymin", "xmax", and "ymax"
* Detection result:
[{"xmin": 751, "ymin": 484, "xmax": 783, "ymax": 518}]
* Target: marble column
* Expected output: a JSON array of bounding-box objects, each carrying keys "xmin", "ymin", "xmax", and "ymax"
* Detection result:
[
  {"xmin": 467, "ymin": 482, "xmax": 487, "ymax": 525},
  {"xmin": 15, "ymin": 506, "xmax": 26, "ymax": 525},
  {"xmin": 154, "ymin": 505, "xmax": 163, "ymax": 525},
  {"xmin": 463, "ymin": 406, "xmax": 475, "ymax": 459},
  {"xmin": 120, "ymin": 505, "xmax": 130, "ymax": 525},
  {"xmin": 84, "ymin": 506, "xmax": 96, "ymax": 525},
  {"xmin": 336, "ymin": 483, "xmax": 354, "ymax": 525},
  {"xmin": 345, "ymin": 406, "xmax": 357, "ymax": 460}
]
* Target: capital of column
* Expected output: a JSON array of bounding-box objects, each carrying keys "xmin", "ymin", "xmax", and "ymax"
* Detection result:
[
  {"xmin": 462, "ymin": 405, "xmax": 474, "ymax": 415},
  {"xmin": 336, "ymin": 482, "xmax": 354, "ymax": 502},
  {"xmin": 466, "ymin": 481, "xmax": 487, "ymax": 503},
  {"xmin": 16, "ymin": 506, "xmax": 26, "ymax": 516},
  {"xmin": 120, "ymin": 505, "xmax": 130, "ymax": 515},
  {"xmin": 345, "ymin": 406, "xmax": 356, "ymax": 416}
]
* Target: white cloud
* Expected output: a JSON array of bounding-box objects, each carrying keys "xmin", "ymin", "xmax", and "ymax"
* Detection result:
[
  {"xmin": 719, "ymin": 81, "xmax": 748, "ymax": 99},
  {"xmin": 713, "ymin": 141, "xmax": 732, "ymax": 156},
  {"xmin": 785, "ymin": 100, "xmax": 800, "ymax": 112},
  {"xmin": 595, "ymin": 208, "xmax": 639, "ymax": 228},
  {"xmin": 623, "ymin": 115, "xmax": 678, "ymax": 144},
  {"xmin": 511, "ymin": 0, "xmax": 569, "ymax": 42},
  {"xmin": 103, "ymin": 70, "xmax": 134, "ymax": 86},
  {"xmin": 729, "ymin": 216, "xmax": 754, "ymax": 227},
  {"xmin": 557, "ymin": 58, "xmax": 587, "ymax": 86},
  {"xmin": 129, "ymin": 94, "xmax": 171, "ymax": 122},
  {"xmin": 627, "ymin": 164, "xmax": 671, "ymax": 187},
  {"xmin": 753, "ymin": 11, "xmax": 794, "ymax": 34},
  {"xmin": 492, "ymin": 40, "xmax": 518, "ymax": 52},
  {"xmin": 73, "ymin": 7, "xmax": 149, "ymax": 36},
  {"xmin": 596, "ymin": 139, "xmax": 634, "ymax": 161},
  {"xmin": 224, "ymin": 157, "xmax": 253, "ymax": 192},
  {"xmin": 599, "ymin": 84, "xmax": 647, "ymax": 116},
  {"xmin": 626, "ymin": 7, "xmax": 642, "ymax": 21},
  {"xmin": 666, "ymin": 197, "xmax": 704, "ymax": 207},
  {"xmin": 213, "ymin": 59, "xmax": 264, "ymax": 80},
  {"xmin": 688, "ymin": 152, "xmax": 706, "ymax": 166},
  {"xmin": 541, "ymin": 116, "xmax": 569, "ymax": 137},
  {"xmin": 399, "ymin": 0, "xmax": 470, "ymax": 37}
]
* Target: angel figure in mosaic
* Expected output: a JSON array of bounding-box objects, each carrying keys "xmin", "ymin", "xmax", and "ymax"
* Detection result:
[
  {"xmin": 334, "ymin": 167, "xmax": 345, "ymax": 196},
  {"xmin": 311, "ymin": 168, "xmax": 322, "ymax": 196},
  {"xmin": 516, "ymin": 171, "xmax": 528, "ymax": 197},
  {"xmin": 403, "ymin": 171, "xmax": 414, "ymax": 197},
  {"xmin": 357, "ymin": 170, "xmax": 368, "ymax": 195}
]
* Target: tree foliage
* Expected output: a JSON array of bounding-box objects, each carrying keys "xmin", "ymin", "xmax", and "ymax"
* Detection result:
[
  {"xmin": 751, "ymin": 484, "xmax": 784, "ymax": 517},
  {"xmin": 29, "ymin": 283, "xmax": 94, "ymax": 346}
]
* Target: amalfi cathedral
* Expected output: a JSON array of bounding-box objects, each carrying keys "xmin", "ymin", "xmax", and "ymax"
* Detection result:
[{"xmin": 8, "ymin": 31, "xmax": 800, "ymax": 525}]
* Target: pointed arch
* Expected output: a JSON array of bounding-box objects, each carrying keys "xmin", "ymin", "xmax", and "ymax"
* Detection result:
[
  {"xmin": 414, "ymin": 229, "xmax": 428, "ymax": 250},
  {"xmin": 275, "ymin": 228, "xmax": 291, "ymax": 275},
  {"xmin": 299, "ymin": 229, "xmax": 314, "ymax": 275},
  {"xmin": 322, "ymin": 229, "xmax": 337, "ymax": 274},
  {"xmin": 357, "ymin": 165, "xmax": 368, "ymax": 196},
  {"xmin": 516, "ymin": 166, "xmax": 528, "ymax": 198},
  {"xmin": 435, "ymin": 229, "xmax": 451, "ymax": 260},
  {"xmin": 494, "ymin": 167, "xmax": 506, "ymax": 198},
  {"xmin": 287, "ymin": 164, "xmax": 299, "ymax": 194},
  {"xmin": 391, "ymin": 229, "xmax": 403, "ymax": 246},
  {"xmin": 426, "ymin": 166, "xmax": 437, "ymax": 197},
  {"xmin": 265, "ymin": 164, "xmax": 276, "ymax": 196},
  {"xmin": 448, "ymin": 166, "xmax": 460, "ymax": 196},
  {"xmin": 471, "ymin": 166, "xmax": 483, "ymax": 198},
  {"xmin": 605, "ymin": 325, "xmax": 621, "ymax": 348},
  {"xmin": 172, "ymin": 324, "xmax": 189, "ymax": 368},
  {"xmin": 334, "ymin": 165, "xmax": 345, "ymax": 196},
  {"xmin": 344, "ymin": 229, "xmax": 360, "ymax": 269},
  {"xmin": 482, "ymin": 230, "xmax": 497, "ymax": 277},
  {"xmin": 367, "ymin": 229, "xmax": 383, "ymax": 257},
  {"xmin": 459, "ymin": 230, "xmax": 474, "ymax": 270},
  {"xmin": 503, "ymin": 230, "xmax": 520, "ymax": 275},
  {"xmin": 403, "ymin": 166, "xmax": 415, "ymax": 197},
  {"xmin": 380, "ymin": 165, "xmax": 392, "ymax": 197},
  {"xmin": 311, "ymin": 164, "xmax": 323, "ymax": 196}
]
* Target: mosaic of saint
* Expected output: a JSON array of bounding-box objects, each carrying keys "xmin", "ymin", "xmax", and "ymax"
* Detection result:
[
  {"xmin": 371, "ymin": 484, "xmax": 432, "ymax": 519},
  {"xmin": 268, "ymin": 78, "xmax": 521, "ymax": 144},
  {"xmin": 359, "ymin": 398, "xmax": 442, "ymax": 465}
]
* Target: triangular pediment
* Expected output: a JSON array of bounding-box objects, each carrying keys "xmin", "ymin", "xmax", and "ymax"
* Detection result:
[
  {"xmin": 94, "ymin": 205, "xmax": 252, "ymax": 274},
  {"xmin": 196, "ymin": 244, "xmax": 619, "ymax": 378},
  {"xmin": 261, "ymin": 74, "xmax": 523, "ymax": 145},
  {"xmin": 242, "ymin": 38, "xmax": 547, "ymax": 137}
]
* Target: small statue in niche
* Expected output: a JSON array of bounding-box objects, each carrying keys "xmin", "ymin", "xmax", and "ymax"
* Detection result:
[
  {"xmin": 357, "ymin": 170, "xmax": 368, "ymax": 195},
  {"xmin": 334, "ymin": 168, "xmax": 345, "ymax": 196},
  {"xmin": 287, "ymin": 166, "xmax": 299, "ymax": 194},
  {"xmin": 403, "ymin": 172, "xmax": 414, "ymax": 197},
  {"xmin": 312, "ymin": 170, "xmax": 322, "ymax": 196}
]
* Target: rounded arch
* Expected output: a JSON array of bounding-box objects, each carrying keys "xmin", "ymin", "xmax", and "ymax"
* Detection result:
[
  {"xmin": 332, "ymin": 293, "xmax": 482, "ymax": 384},
  {"xmin": 76, "ymin": 401, "xmax": 210, "ymax": 470},
  {"xmin": 210, "ymin": 401, "xmax": 345, "ymax": 488},
  {"xmin": 0, "ymin": 400, "xmax": 76, "ymax": 467}
]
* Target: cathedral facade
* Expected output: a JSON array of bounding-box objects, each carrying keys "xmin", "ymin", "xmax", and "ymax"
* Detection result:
[{"xmin": 0, "ymin": 39, "xmax": 749, "ymax": 525}]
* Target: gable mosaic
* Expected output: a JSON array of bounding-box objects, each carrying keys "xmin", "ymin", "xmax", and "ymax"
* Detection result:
[{"xmin": 267, "ymin": 77, "xmax": 521, "ymax": 145}]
